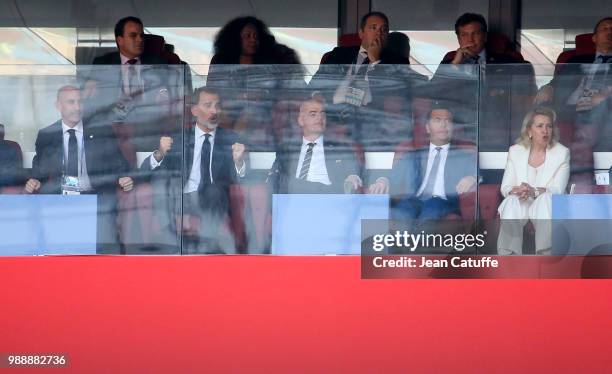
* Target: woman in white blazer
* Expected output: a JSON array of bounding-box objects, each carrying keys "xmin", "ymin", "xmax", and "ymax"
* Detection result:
[{"xmin": 497, "ymin": 107, "xmax": 570, "ymax": 255}]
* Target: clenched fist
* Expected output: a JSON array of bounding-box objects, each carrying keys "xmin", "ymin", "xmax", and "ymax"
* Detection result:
[
  {"xmin": 118, "ymin": 177, "xmax": 134, "ymax": 192},
  {"xmin": 232, "ymin": 142, "xmax": 246, "ymax": 167},
  {"xmin": 24, "ymin": 178, "xmax": 41, "ymax": 194},
  {"xmin": 154, "ymin": 136, "xmax": 173, "ymax": 162}
]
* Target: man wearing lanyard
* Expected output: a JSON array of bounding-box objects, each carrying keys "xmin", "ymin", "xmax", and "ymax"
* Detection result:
[
  {"xmin": 309, "ymin": 12, "xmax": 413, "ymax": 150},
  {"xmin": 537, "ymin": 17, "xmax": 612, "ymax": 151},
  {"xmin": 24, "ymin": 86, "xmax": 134, "ymax": 253},
  {"xmin": 430, "ymin": 13, "xmax": 535, "ymax": 151},
  {"xmin": 86, "ymin": 16, "xmax": 171, "ymax": 153}
]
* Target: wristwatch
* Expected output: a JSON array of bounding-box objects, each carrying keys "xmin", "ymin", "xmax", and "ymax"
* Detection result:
[{"xmin": 534, "ymin": 188, "xmax": 541, "ymax": 198}]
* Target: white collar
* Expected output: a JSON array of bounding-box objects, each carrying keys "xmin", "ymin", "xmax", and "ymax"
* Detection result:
[
  {"xmin": 62, "ymin": 121, "xmax": 83, "ymax": 134},
  {"xmin": 302, "ymin": 135, "xmax": 323, "ymax": 146},
  {"xmin": 478, "ymin": 50, "xmax": 486, "ymax": 62},
  {"xmin": 195, "ymin": 125, "xmax": 216, "ymax": 139},
  {"xmin": 120, "ymin": 53, "xmax": 141, "ymax": 65},
  {"xmin": 429, "ymin": 142, "xmax": 450, "ymax": 152}
]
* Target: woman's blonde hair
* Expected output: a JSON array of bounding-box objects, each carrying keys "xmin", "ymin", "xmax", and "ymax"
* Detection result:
[{"xmin": 516, "ymin": 107, "xmax": 558, "ymax": 148}]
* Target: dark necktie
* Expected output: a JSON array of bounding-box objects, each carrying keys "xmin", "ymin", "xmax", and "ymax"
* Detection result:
[
  {"xmin": 199, "ymin": 133, "xmax": 212, "ymax": 186},
  {"xmin": 420, "ymin": 147, "xmax": 442, "ymax": 200},
  {"xmin": 298, "ymin": 142, "xmax": 315, "ymax": 180},
  {"xmin": 66, "ymin": 129, "xmax": 78, "ymax": 177},
  {"xmin": 127, "ymin": 58, "xmax": 140, "ymax": 96}
]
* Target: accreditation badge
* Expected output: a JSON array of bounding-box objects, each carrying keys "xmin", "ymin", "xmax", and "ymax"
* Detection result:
[
  {"xmin": 61, "ymin": 175, "xmax": 81, "ymax": 195},
  {"xmin": 344, "ymin": 86, "xmax": 365, "ymax": 107}
]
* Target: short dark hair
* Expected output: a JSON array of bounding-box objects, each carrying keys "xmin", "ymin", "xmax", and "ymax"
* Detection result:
[
  {"xmin": 360, "ymin": 11, "xmax": 389, "ymax": 31},
  {"xmin": 114, "ymin": 16, "xmax": 143, "ymax": 38},
  {"xmin": 594, "ymin": 17, "xmax": 612, "ymax": 33},
  {"xmin": 454, "ymin": 13, "xmax": 488, "ymax": 35},
  {"xmin": 192, "ymin": 87, "xmax": 220, "ymax": 106},
  {"xmin": 426, "ymin": 101, "xmax": 454, "ymax": 122}
]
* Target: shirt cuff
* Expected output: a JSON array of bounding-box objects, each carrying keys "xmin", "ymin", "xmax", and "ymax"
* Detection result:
[{"xmin": 149, "ymin": 151, "xmax": 163, "ymax": 169}]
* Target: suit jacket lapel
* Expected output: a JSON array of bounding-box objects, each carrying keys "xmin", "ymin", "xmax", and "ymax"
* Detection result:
[
  {"xmin": 323, "ymin": 142, "xmax": 334, "ymax": 182},
  {"xmin": 184, "ymin": 126, "xmax": 196, "ymax": 184},
  {"xmin": 211, "ymin": 128, "xmax": 227, "ymax": 180},
  {"xmin": 537, "ymin": 145, "xmax": 560, "ymax": 187},
  {"xmin": 47, "ymin": 121, "xmax": 64, "ymax": 175},
  {"xmin": 288, "ymin": 141, "xmax": 302, "ymax": 178},
  {"xmin": 418, "ymin": 148, "xmax": 428, "ymax": 187},
  {"xmin": 515, "ymin": 146, "xmax": 530, "ymax": 183}
]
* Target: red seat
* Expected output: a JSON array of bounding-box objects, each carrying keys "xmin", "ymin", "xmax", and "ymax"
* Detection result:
[{"xmin": 554, "ymin": 33, "xmax": 595, "ymax": 78}]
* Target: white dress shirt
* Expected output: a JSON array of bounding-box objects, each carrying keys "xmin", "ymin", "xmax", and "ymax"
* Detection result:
[
  {"xmin": 417, "ymin": 143, "xmax": 450, "ymax": 199},
  {"xmin": 295, "ymin": 135, "xmax": 331, "ymax": 185},
  {"xmin": 61, "ymin": 121, "xmax": 92, "ymax": 191},
  {"xmin": 149, "ymin": 126, "xmax": 246, "ymax": 193},
  {"xmin": 120, "ymin": 53, "xmax": 142, "ymax": 96}
]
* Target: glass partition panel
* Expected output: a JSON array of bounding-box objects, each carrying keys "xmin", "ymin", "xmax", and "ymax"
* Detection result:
[
  {"xmin": 480, "ymin": 62, "xmax": 612, "ymax": 256},
  {"xmin": 0, "ymin": 64, "xmax": 185, "ymax": 255},
  {"xmin": 192, "ymin": 63, "xmax": 479, "ymax": 255}
]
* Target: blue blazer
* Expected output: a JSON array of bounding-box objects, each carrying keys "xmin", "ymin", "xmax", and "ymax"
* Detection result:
[{"xmin": 390, "ymin": 144, "xmax": 478, "ymax": 206}]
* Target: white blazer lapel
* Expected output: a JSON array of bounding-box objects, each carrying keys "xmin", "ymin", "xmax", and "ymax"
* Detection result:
[
  {"xmin": 537, "ymin": 144, "xmax": 561, "ymax": 187},
  {"xmin": 516, "ymin": 145, "xmax": 530, "ymax": 184}
]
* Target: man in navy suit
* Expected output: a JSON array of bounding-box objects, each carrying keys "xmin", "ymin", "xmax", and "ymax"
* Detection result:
[
  {"xmin": 85, "ymin": 16, "xmax": 174, "ymax": 151},
  {"xmin": 389, "ymin": 104, "xmax": 478, "ymax": 220},
  {"xmin": 24, "ymin": 86, "xmax": 134, "ymax": 252},
  {"xmin": 536, "ymin": 17, "xmax": 612, "ymax": 150},
  {"xmin": 309, "ymin": 12, "xmax": 417, "ymax": 150},
  {"xmin": 430, "ymin": 13, "xmax": 536, "ymax": 151},
  {"xmin": 268, "ymin": 92, "xmax": 365, "ymax": 194},
  {"xmin": 143, "ymin": 87, "xmax": 246, "ymax": 253}
]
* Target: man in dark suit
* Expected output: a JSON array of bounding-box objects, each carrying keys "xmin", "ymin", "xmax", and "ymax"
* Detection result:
[
  {"xmin": 268, "ymin": 93, "xmax": 365, "ymax": 194},
  {"xmin": 24, "ymin": 86, "xmax": 134, "ymax": 252},
  {"xmin": 0, "ymin": 124, "xmax": 24, "ymax": 190},
  {"xmin": 267, "ymin": 92, "xmax": 392, "ymax": 194},
  {"xmin": 536, "ymin": 17, "xmax": 612, "ymax": 150},
  {"xmin": 389, "ymin": 104, "xmax": 477, "ymax": 220},
  {"xmin": 143, "ymin": 87, "xmax": 246, "ymax": 254},
  {"xmin": 430, "ymin": 13, "xmax": 536, "ymax": 150},
  {"xmin": 309, "ymin": 12, "xmax": 418, "ymax": 150},
  {"xmin": 85, "ymin": 16, "xmax": 174, "ymax": 152}
]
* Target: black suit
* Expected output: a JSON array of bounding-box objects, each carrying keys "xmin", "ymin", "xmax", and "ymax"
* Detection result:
[
  {"xmin": 549, "ymin": 54, "xmax": 612, "ymax": 151},
  {"xmin": 86, "ymin": 51, "xmax": 175, "ymax": 150},
  {"xmin": 310, "ymin": 46, "xmax": 419, "ymax": 150},
  {"xmin": 143, "ymin": 126, "xmax": 244, "ymax": 253},
  {"xmin": 31, "ymin": 120, "xmax": 130, "ymax": 194},
  {"xmin": 390, "ymin": 144, "xmax": 477, "ymax": 219},
  {"xmin": 430, "ymin": 50, "xmax": 536, "ymax": 150},
  {"xmin": 0, "ymin": 140, "xmax": 23, "ymax": 189},
  {"xmin": 549, "ymin": 54, "xmax": 598, "ymax": 124},
  {"xmin": 269, "ymin": 138, "xmax": 361, "ymax": 194},
  {"xmin": 30, "ymin": 120, "xmax": 131, "ymax": 252}
]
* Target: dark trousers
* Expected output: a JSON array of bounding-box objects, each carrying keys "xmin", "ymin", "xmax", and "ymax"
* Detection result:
[{"xmin": 392, "ymin": 196, "xmax": 458, "ymax": 221}]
